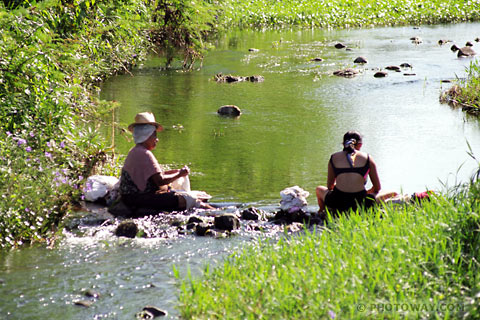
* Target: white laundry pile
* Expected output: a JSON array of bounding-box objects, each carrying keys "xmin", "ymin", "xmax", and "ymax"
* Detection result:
[
  {"xmin": 83, "ymin": 175, "xmax": 119, "ymax": 205},
  {"xmin": 280, "ymin": 186, "xmax": 310, "ymax": 212}
]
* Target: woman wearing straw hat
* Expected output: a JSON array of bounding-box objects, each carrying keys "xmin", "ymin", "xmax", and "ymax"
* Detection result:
[{"xmin": 119, "ymin": 112, "xmax": 212, "ymax": 215}]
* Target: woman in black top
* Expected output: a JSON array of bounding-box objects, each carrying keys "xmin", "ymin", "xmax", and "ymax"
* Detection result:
[{"xmin": 316, "ymin": 131, "xmax": 395, "ymax": 214}]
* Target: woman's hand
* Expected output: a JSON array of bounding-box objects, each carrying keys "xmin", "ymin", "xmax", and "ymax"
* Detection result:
[{"xmin": 179, "ymin": 165, "xmax": 190, "ymax": 177}]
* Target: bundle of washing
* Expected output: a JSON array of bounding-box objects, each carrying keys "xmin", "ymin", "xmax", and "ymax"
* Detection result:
[
  {"xmin": 170, "ymin": 176, "xmax": 212, "ymax": 205},
  {"xmin": 83, "ymin": 175, "xmax": 120, "ymax": 205},
  {"xmin": 280, "ymin": 186, "xmax": 310, "ymax": 212}
]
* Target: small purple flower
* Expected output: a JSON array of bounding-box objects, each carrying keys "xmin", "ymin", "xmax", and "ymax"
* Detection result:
[
  {"xmin": 61, "ymin": 178, "xmax": 67, "ymax": 184},
  {"xmin": 29, "ymin": 132, "xmax": 34, "ymax": 137},
  {"xmin": 328, "ymin": 310, "xmax": 336, "ymax": 319},
  {"xmin": 81, "ymin": 195, "xmax": 85, "ymax": 200},
  {"xmin": 79, "ymin": 175, "xmax": 84, "ymax": 181},
  {"xmin": 6, "ymin": 131, "xmax": 12, "ymax": 137},
  {"xmin": 47, "ymin": 141, "xmax": 51, "ymax": 147},
  {"xmin": 60, "ymin": 141, "xmax": 65, "ymax": 148},
  {"xmin": 45, "ymin": 152, "xmax": 52, "ymax": 158},
  {"xmin": 26, "ymin": 146, "xmax": 32, "ymax": 152},
  {"xmin": 25, "ymin": 208, "xmax": 30, "ymax": 212},
  {"xmin": 17, "ymin": 139, "xmax": 27, "ymax": 146}
]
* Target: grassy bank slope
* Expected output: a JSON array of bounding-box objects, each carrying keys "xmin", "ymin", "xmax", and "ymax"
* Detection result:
[
  {"xmin": 0, "ymin": 0, "xmax": 156, "ymax": 248},
  {"xmin": 177, "ymin": 184, "xmax": 480, "ymax": 319},
  {"xmin": 0, "ymin": 0, "xmax": 217, "ymax": 248},
  {"xmin": 220, "ymin": 0, "xmax": 480, "ymax": 29}
]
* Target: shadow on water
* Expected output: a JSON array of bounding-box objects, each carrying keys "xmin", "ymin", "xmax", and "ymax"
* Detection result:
[{"xmin": 3, "ymin": 23, "xmax": 480, "ymax": 319}]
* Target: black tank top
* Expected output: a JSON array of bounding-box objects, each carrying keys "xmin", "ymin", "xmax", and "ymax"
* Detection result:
[{"xmin": 330, "ymin": 154, "xmax": 370, "ymax": 179}]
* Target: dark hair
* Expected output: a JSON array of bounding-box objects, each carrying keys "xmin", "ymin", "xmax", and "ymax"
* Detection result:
[{"xmin": 342, "ymin": 130, "xmax": 362, "ymax": 154}]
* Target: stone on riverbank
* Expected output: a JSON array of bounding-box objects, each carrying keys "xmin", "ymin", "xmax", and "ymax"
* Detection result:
[
  {"xmin": 114, "ymin": 220, "xmax": 138, "ymax": 238},
  {"xmin": 214, "ymin": 214, "xmax": 240, "ymax": 231},
  {"xmin": 195, "ymin": 223, "xmax": 214, "ymax": 236},
  {"xmin": 272, "ymin": 209, "xmax": 322, "ymax": 226},
  {"xmin": 241, "ymin": 207, "xmax": 263, "ymax": 220}
]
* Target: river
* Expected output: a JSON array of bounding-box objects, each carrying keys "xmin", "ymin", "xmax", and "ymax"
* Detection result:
[{"xmin": 1, "ymin": 23, "xmax": 480, "ymax": 319}]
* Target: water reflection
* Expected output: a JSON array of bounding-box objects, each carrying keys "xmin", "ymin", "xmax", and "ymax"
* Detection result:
[{"xmin": 104, "ymin": 23, "xmax": 480, "ymax": 203}]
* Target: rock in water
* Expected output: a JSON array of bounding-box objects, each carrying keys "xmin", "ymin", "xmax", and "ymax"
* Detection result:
[
  {"xmin": 214, "ymin": 214, "xmax": 240, "ymax": 231},
  {"xmin": 217, "ymin": 105, "xmax": 242, "ymax": 117},
  {"xmin": 114, "ymin": 220, "xmax": 138, "ymax": 238}
]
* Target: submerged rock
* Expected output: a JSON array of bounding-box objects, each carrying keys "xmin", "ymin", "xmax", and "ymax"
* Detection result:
[
  {"xmin": 438, "ymin": 39, "xmax": 452, "ymax": 45},
  {"xmin": 114, "ymin": 220, "xmax": 138, "ymax": 238},
  {"xmin": 272, "ymin": 209, "xmax": 322, "ymax": 226},
  {"xmin": 217, "ymin": 105, "xmax": 242, "ymax": 117},
  {"xmin": 214, "ymin": 73, "xmax": 264, "ymax": 83},
  {"xmin": 400, "ymin": 63, "xmax": 412, "ymax": 68},
  {"xmin": 410, "ymin": 36, "xmax": 422, "ymax": 44},
  {"xmin": 334, "ymin": 42, "xmax": 346, "ymax": 49},
  {"xmin": 241, "ymin": 207, "xmax": 262, "ymax": 221},
  {"xmin": 143, "ymin": 306, "xmax": 167, "ymax": 317},
  {"xmin": 310, "ymin": 57, "xmax": 323, "ymax": 62},
  {"xmin": 353, "ymin": 56, "xmax": 368, "ymax": 64},
  {"xmin": 187, "ymin": 216, "xmax": 204, "ymax": 224},
  {"xmin": 214, "ymin": 214, "xmax": 240, "ymax": 231},
  {"xmin": 385, "ymin": 65, "xmax": 401, "ymax": 72},
  {"xmin": 195, "ymin": 223, "xmax": 214, "ymax": 236},
  {"xmin": 74, "ymin": 300, "xmax": 94, "ymax": 308},
  {"xmin": 84, "ymin": 289, "xmax": 100, "ymax": 299},
  {"xmin": 374, "ymin": 71, "xmax": 388, "ymax": 78},
  {"xmin": 333, "ymin": 68, "xmax": 358, "ymax": 78}
]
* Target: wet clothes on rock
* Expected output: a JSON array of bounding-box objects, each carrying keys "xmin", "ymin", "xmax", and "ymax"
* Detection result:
[{"xmin": 325, "ymin": 153, "xmax": 375, "ymax": 212}]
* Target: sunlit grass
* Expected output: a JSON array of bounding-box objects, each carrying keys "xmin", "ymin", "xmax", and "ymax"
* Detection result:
[
  {"xmin": 177, "ymin": 184, "xmax": 480, "ymax": 319},
  {"xmin": 219, "ymin": 0, "xmax": 480, "ymax": 29}
]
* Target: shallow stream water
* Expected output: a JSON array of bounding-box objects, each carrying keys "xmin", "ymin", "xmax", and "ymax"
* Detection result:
[{"xmin": 2, "ymin": 23, "xmax": 480, "ymax": 319}]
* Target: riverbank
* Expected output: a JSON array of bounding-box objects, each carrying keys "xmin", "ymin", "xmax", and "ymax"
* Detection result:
[
  {"xmin": 177, "ymin": 180, "xmax": 480, "ymax": 319},
  {"xmin": 0, "ymin": 0, "xmax": 157, "ymax": 248}
]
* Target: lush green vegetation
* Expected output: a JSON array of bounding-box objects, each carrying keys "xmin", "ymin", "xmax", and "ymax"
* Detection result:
[
  {"xmin": 441, "ymin": 60, "xmax": 480, "ymax": 116},
  {"xmin": 219, "ymin": 0, "xmax": 480, "ymax": 29},
  {"xmin": 177, "ymin": 182, "xmax": 480, "ymax": 319},
  {"xmin": 0, "ymin": 0, "xmax": 217, "ymax": 248}
]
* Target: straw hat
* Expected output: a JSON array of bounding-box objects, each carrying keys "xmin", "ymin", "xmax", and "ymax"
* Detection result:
[{"xmin": 128, "ymin": 112, "xmax": 163, "ymax": 132}]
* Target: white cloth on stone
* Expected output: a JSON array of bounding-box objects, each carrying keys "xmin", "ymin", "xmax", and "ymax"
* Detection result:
[{"xmin": 280, "ymin": 186, "xmax": 309, "ymax": 211}]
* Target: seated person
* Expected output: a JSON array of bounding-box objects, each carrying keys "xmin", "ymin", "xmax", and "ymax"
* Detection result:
[
  {"xmin": 316, "ymin": 130, "xmax": 397, "ymax": 215},
  {"xmin": 119, "ymin": 112, "xmax": 213, "ymax": 216}
]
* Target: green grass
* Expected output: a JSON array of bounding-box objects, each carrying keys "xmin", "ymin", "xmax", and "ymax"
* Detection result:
[
  {"xmin": 441, "ymin": 60, "xmax": 480, "ymax": 116},
  {"xmin": 177, "ymin": 184, "xmax": 480, "ymax": 319},
  {"xmin": 218, "ymin": 0, "xmax": 480, "ymax": 29}
]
